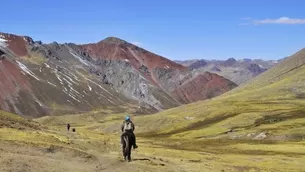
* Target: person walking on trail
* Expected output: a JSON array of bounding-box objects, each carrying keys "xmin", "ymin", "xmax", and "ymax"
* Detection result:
[
  {"xmin": 67, "ymin": 123, "xmax": 70, "ymax": 131},
  {"xmin": 121, "ymin": 115, "xmax": 138, "ymax": 149}
]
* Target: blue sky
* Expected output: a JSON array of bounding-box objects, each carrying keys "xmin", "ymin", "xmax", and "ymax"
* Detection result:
[{"xmin": 1, "ymin": 0, "xmax": 305, "ymax": 60}]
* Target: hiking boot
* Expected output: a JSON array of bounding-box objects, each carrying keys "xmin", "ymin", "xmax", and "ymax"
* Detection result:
[{"xmin": 133, "ymin": 145, "xmax": 138, "ymax": 149}]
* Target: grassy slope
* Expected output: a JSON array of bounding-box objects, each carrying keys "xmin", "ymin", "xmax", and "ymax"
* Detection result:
[{"xmin": 133, "ymin": 48, "xmax": 305, "ymax": 138}]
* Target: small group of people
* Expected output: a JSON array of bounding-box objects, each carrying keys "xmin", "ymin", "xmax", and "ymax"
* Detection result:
[
  {"xmin": 66, "ymin": 123, "xmax": 75, "ymax": 132},
  {"xmin": 66, "ymin": 115, "xmax": 138, "ymax": 149}
]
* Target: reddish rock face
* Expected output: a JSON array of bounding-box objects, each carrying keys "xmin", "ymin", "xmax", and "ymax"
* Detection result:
[
  {"xmin": 80, "ymin": 37, "xmax": 186, "ymax": 70},
  {"xmin": 80, "ymin": 37, "xmax": 192, "ymax": 88},
  {"xmin": 80, "ymin": 37, "xmax": 187, "ymax": 84},
  {"xmin": 172, "ymin": 72, "xmax": 237, "ymax": 103},
  {"xmin": 0, "ymin": 32, "xmax": 31, "ymax": 57},
  {"xmin": 0, "ymin": 57, "xmax": 32, "ymax": 110}
]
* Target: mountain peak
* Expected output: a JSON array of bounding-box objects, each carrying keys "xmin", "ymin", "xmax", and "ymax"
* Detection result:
[
  {"xmin": 189, "ymin": 59, "xmax": 207, "ymax": 69},
  {"xmin": 223, "ymin": 57, "xmax": 237, "ymax": 67},
  {"xmin": 100, "ymin": 36, "xmax": 128, "ymax": 45},
  {"xmin": 226, "ymin": 57, "xmax": 237, "ymax": 62}
]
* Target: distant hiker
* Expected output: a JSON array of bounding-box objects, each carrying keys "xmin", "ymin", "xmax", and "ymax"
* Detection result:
[
  {"xmin": 67, "ymin": 123, "xmax": 70, "ymax": 131},
  {"xmin": 121, "ymin": 115, "xmax": 138, "ymax": 149}
]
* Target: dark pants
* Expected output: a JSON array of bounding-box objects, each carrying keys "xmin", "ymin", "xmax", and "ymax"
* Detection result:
[{"xmin": 121, "ymin": 131, "xmax": 136, "ymax": 147}]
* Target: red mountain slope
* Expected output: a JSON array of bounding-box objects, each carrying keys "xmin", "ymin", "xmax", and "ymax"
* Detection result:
[
  {"xmin": 79, "ymin": 37, "xmax": 187, "ymax": 85},
  {"xmin": 0, "ymin": 57, "xmax": 31, "ymax": 108},
  {"xmin": 80, "ymin": 37, "xmax": 186, "ymax": 70},
  {"xmin": 172, "ymin": 72, "xmax": 237, "ymax": 103},
  {"xmin": 0, "ymin": 32, "xmax": 33, "ymax": 57}
]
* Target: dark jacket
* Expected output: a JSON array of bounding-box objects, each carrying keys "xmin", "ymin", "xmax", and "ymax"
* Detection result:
[{"xmin": 121, "ymin": 120, "xmax": 135, "ymax": 132}]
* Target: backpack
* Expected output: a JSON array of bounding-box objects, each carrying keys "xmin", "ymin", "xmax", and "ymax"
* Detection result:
[{"xmin": 124, "ymin": 121, "xmax": 133, "ymax": 131}]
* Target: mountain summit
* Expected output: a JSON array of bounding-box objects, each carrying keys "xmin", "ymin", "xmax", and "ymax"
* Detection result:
[{"xmin": 101, "ymin": 37, "xmax": 129, "ymax": 44}]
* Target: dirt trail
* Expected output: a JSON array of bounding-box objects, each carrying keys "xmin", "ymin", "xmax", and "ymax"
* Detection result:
[
  {"xmin": 0, "ymin": 125, "xmax": 196, "ymax": 172},
  {"xmin": 0, "ymin": 140, "xmax": 192, "ymax": 172}
]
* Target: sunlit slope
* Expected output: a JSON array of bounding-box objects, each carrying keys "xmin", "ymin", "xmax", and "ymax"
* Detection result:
[
  {"xmin": 220, "ymin": 48, "xmax": 305, "ymax": 99},
  {"xmin": 31, "ymin": 107, "xmax": 305, "ymax": 171},
  {"xmin": 134, "ymin": 48, "xmax": 305, "ymax": 140},
  {"xmin": 0, "ymin": 110, "xmax": 41, "ymax": 130}
]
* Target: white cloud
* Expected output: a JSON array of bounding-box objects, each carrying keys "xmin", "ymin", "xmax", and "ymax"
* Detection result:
[
  {"xmin": 132, "ymin": 41, "xmax": 142, "ymax": 46},
  {"xmin": 252, "ymin": 17, "xmax": 305, "ymax": 25}
]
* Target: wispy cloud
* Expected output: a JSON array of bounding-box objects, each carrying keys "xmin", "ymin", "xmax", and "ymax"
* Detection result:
[
  {"xmin": 241, "ymin": 17, "xmax": 305, "ymax": 25},
  {"xmin": 254, "ymin": 17, "xmax": 305, "ymax": 25},
  {"xmin": 132, "ymin": 41, "xmax": 142, "ymax": 46}
]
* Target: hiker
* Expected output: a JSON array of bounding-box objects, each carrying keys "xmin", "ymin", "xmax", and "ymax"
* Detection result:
[
  {"xmin": 67, "ymin": 123, "xmax": 70, "ymax": 131},
  {"xmin": 121, "ymin": 115, "xmax": 138, "ymax": 149}
]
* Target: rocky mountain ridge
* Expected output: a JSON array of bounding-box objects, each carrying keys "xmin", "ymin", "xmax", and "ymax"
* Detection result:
[
  {"xmin": 175, "ymin": 58, "xmax": 278, "ymax": 84},
  {"xmin": 0, "ymin": 32, "xmax": 236, "ymax": 117}
]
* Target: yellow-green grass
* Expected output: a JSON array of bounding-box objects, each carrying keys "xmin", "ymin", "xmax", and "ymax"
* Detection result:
[
  {"xmin": 32, "ymin": 105, "xmax": 305, "ymax": 170},
  {"xmin": 0, "ymin": 110, "xmax": 41, "ymax": 129},
  {"xmin": 132, "ymin": 98, "xmax": 305, "ymax": 139},
  {"xmin": 223, "ymin": 142, "xmax": 305, "ymax": 155},
  {"xmin": 131, "ymin": 52, "xmax": 305, "ymax": 139},
  {"xmin": 25, "ymin": 51, "xmax": 47, "ymax": 65},
  {"xmin": 5, "ymin": 106, "xmax": 305, "ymax": 171},
  {"xmin": 0, "ymin": 128, "xmax": 68, "ymax": 146}
]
